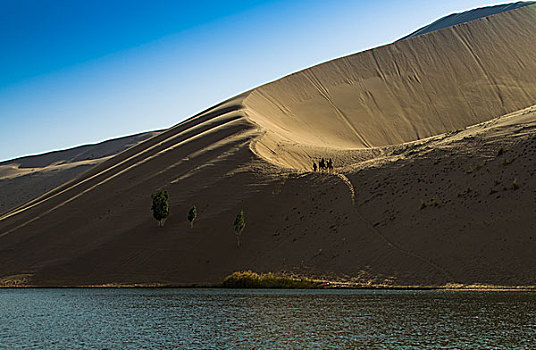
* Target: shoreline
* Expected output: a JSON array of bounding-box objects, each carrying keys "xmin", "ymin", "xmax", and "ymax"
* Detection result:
[{"xmin": 2, "ymin": 283, "xmax": 536, "ymax": 292}]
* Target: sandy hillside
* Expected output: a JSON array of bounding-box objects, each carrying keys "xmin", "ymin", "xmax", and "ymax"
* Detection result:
[
  {"xmin": 0, "ymin": 3, "xmax": 535, "ymax": 288},
  {"xmin": 0, "ymin": 131, "xmax": 159, "ymax": 215},
  {"xmin": 398, "ymin": 1, "xmax": 535, "ymax": 40}
]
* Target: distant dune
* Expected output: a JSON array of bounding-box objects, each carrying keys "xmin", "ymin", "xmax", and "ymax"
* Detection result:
[
  {"xmin": 0, "ymin": 3, "xmax": 535, "ymax": 288},
  {"xmin": 399, "ymin": 1, "xmax": 536, "ymax": 40},
  {"xmin": 0, "ymin": 131, "xmax": 159, "ymax": 215}
]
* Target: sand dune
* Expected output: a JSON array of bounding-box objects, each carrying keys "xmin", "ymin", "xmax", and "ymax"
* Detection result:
[
  {"xmin": 248, "ymin": 2, "xmax": 536, "ymax": 169},
  {"xmin": 0, "ymin": 4, "xmax": 535, "ymax": 287},
  {"xmin": 399, "ymin": 1, "xmax": 536, "ymax": 40},
  {"xmin": 0, "ymin": 131, "xmax": 158, "ymax": 215}
]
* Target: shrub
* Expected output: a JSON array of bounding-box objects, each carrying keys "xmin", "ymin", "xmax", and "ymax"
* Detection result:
[
  {"xmin": 151, "ymin": 190, "xmax": 169, "ymax": 227},
  {"xmin": 188, "ymin": 205, "xmax": 197, "ymax": 228},
  {"xmin": 221, "ymin": 271, "xmax": 321, "ymax": 289},
  {"xmin": 513, "ymin": 179, "xmax": 520, "ymax": 190},
  {"xmin": 420, "ymin": 200, "xmax": 427, "ymax": 209},
  {"xmin": 234, "ymin": 210, "xmax": 246, "ymax": 247},
  {"xmin": 502, "ymin": 158, "xmax": 513, "ymax": 166}
]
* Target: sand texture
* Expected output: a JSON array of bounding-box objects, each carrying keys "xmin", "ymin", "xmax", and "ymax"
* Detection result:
[
  {"xmin": 0, "ymin": 4, "xmax": 535, "ymax": 287},
  {"xmin": 0, "ymin": 131, "xmax": 159, "ymax": 215},
  {"xmin": 399, "ymin": 1, "xmax": 536, "ymax": 40}
]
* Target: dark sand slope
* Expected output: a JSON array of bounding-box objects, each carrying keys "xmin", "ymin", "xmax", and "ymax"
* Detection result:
[
  {"xmin": 0, "ymin": 131, "xmax": 159, "ymax": 215},
  {"xmin": 1, "ymin": 4, "xmax": 536, "ymax": 287}
]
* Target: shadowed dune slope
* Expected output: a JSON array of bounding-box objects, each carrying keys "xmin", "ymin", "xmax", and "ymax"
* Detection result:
[{"xmin": 0, "ymin": 4, "xmax": 535, "ymax": 287}]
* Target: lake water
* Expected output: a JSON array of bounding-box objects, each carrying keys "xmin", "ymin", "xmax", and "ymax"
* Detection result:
[{"xmin": 1, "ymin": 288, "xmax": 535, "ymax": 349}]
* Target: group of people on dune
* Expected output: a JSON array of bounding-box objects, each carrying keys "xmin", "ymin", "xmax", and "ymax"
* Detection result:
[{"xmin": 313, "ymin": 158, "xmax": 334, "ymax": 172}]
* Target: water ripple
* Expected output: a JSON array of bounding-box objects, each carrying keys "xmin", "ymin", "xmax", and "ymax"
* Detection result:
[{"xmin": 0, "ymin": 289, "xmax": 535, "ymax": 349}]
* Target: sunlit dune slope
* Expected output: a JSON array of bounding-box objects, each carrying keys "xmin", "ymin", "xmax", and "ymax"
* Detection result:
[
  {"xmin": 0, "ymin": 131, "xmax": 158, "ymax": 215},
  {"xmin": 247, "ymin": 3, "xmax": 536, "ymax": 169},
  {"xmin": 399, "ymin": 1, "xmax": 535, "ymax": 40},
  {"xmin": 0, "ymin": 4, "xmax": 535, "ymax": 288}
]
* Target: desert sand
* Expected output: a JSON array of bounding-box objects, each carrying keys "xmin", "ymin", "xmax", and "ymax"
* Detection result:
[
  {"xmin": 398, "ymin": 1, "xmax": 536, "ymax": 40},
  {"xmin": 0, "ymin": 131, "xmax": 158, "ymax": 215},
  {"xmin": 0, "ymin": 3, "xmax": 535, "ymax": 288}
]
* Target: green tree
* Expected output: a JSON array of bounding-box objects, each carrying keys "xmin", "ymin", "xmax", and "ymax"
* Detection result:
[
  {"xmin": 151, "ymin": 190, "xmax": 169, "ymax": 227},
  {"xmin": 188, "ymin": 205, "xmax": 197, "ymax": 228},
  {"xmin": 233, "ymin": 209, "xmax": 246, "ymax": 247}
]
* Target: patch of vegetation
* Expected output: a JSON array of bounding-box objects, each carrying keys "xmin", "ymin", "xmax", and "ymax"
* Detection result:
[
  {"xmin": 497, "ymin": 147, "xmax": 505, "ymax": 156},
  {"xmin": 447, "ymin": 128, "xmax": 463, "ymax": 136},
  {"xmin": 502, "ymin": 158, "xmax": 514, "ymax": 166},
  {"xmin": 512, "ymin": 179, "xmax": 520, "ymax": 190},
  {"xmin": 188, "ymin": 205, "xmax": 197, "ymax": 228},
  {"xmin": 234, "ymin": 210, "xmax": 246, "ymax": 247},
  {"xmin": 151, "ymin": 190, "xmax": 169, "ymax": 227},
  {"xmin": 420, "ymin": 199, "xmax": 427, "ymax": 209},
  {"xmin": 392, "ymin": 142, "xmax": 428, "ymax": 156},
  {"xmin": 221, "ymin": 271, "xmax": 322, "ymax": 289},
  {"xmin": 421, "ymin": 198, "xmax": 440, "ymax": 209},
  {"xmin": 467, "ymin": 163, "xmax": 484, "ymax": 174}
]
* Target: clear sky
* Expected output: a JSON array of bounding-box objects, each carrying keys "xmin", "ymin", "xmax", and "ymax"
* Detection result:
[{"xmin": 0, "ymin": 0, "xmax": 514, "ymax": 161}]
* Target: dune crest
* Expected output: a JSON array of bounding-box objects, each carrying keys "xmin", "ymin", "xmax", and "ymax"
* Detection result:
[
  {"xmin": 399, "ymin": 1, "xmax": 536, "ymax": 40},
  {"xmin": 0, "ymin": 131, "xmax": 159, "ymax": 215}
]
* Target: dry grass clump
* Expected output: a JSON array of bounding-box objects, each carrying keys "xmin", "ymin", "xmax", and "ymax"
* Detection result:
[
  {"xmin": 420, "ymin": 199, "xmax": 431, "ymax": 209},
  {"xmin": 512, "ymin": 179, "xmax": 520, "ymax": 190},
  {"xmin": 502, "ymin": 158, "xmax": 514, "ymax": 166},
  {"xmin": 221, "ymin": 271, "xmax": 322, "ymax": 289}
]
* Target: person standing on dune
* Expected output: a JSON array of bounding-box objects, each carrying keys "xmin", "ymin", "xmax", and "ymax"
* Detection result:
[{"xmin": 327, "ymin": 158, "xmax": 333, "ymax": 172}]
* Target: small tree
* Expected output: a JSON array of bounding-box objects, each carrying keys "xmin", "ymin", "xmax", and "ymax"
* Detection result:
[
  {"xmin": 233, "ymin": 210, "xmax": 246, "ymax": 247},
  {"xmin": 151, "ymin": 190, "xmax": 169, "ymax": 227},
  {"xmin": 188, "ymin": 205, "xmax": 197, "ymax": 228}
]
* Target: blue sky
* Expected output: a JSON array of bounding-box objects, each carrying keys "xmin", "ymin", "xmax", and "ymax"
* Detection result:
[{"xmin": 0, "ymin": 0, "xmax": 512, "ymax": 161}]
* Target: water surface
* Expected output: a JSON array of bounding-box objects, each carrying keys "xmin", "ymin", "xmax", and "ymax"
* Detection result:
[{"xmin": 1, "ymin": 288, "xmax": 535, "ymax": 349}]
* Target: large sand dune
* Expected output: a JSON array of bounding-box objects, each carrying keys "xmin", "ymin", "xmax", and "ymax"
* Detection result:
[
  {"xmin": 248, "ymin": 3, "xmax": 536, "ymax": 169},
  {"xmin": 0, "ymin": 4, "xmax": 535, "ymax": 287}
]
